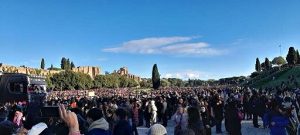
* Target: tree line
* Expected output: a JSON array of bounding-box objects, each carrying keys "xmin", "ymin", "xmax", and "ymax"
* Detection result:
[
  {"xmin": 40, "ymin": 57, "xmax": 75, "ymax": 70},
  {"xmin": 46, "ymin": 70, "xmax": 140, "ymax": 90},
  {"xmin": 42, "ymin": 59, "xmax": 225, "ymax": 90},
  {"xmin": 255, "ymin": 47, "xmax": 300, "ymax": 73}
]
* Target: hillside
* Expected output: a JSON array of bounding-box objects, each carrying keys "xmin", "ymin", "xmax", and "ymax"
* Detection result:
[{"xmin": 247, "ymin": 66, "xmax": 300, "ymax": 89}]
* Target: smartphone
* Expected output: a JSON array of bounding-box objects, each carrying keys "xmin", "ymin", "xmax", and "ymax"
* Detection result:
[{"xmin": 40, "ymin": 106, "xmax": 60, "ymax": 118}]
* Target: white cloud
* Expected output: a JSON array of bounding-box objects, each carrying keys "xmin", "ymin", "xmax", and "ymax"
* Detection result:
[
  {"xmin": 103, "ymin": 36, "xmax": 193, "ymax": 54},
  {"xmin": 161, "ymin": 42, "xmax": 224, "ymax": 56},
  {"xmin": 163, "ymin": 70, "xmax": 212, "ymax": 80},
  {"xmin": 103, "ymin": 36, "xmax": 226, "ymax": 56}
]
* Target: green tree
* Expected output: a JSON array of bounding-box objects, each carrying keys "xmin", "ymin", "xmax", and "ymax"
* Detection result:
[
  {"xmin": 255, "ymin": 58, "xmax": 261, "ymax": 72},
  {"xmin": 49, "ymin": 70, "xmax": 93, "ymax": 90},
  {"xmin": 46, "ymin": 75, "xmax": 54, "ymax": 90},
  {"xmin": 76, "ymin": 72, "xmax": 93, "ymax": 89},
  {"xmin": 261, "ymin": 62, "xmax": 266, "ymax": 71},
  {"xmin": 50, "ymin": 64, "xmax": 54, "ymax": 70},
  {"xmin": 160, "ymin": 79, "xmax": 170, "ymax": 87},
  {"xmin": 105, "ymin": 74, "xmax": 120, "ymax": 88},
  {"xmin": 61, "ymin": 57, "xmax": 66, "ymax": 69},
  {"xmin": 128, "ymin": 79, "xmax": 139, "ymax": 87},
  {"xmin": 120, "ymin": 76, "xmax": 129, "ymax": 87},
  {"xmin": 168, "ymin": 78, "xmax": 184, "ymax": 87},
  {"xmin": 93, "ymin": 75, "xmax": 107, "ymax": 88},
  {"xmin": 41, "ymin": 58, "xmax": 45, "ymax": 69},
  {"xmin": 272, "ymin": 56, "xmax": 287, "ymax": 66},
  {"xmin": 297, "ymin": 50, "xmax": 300, "ymax": 64},
  {"xmin": 140, "ymin": 79, "xmax": 152, "ymax": 88},
  {"xmin": 152, "ymin": 64, "xmax": 160, "ymax": 89},
  {"xmin": 286, "ymin": 47, "xmax": 297, "ymax": 65},
  {"xmin": 265, "ymin": 58, "xmax": 271, "ymax": 70},
  {"xmin": 71, "ymin": 62, "xmax": 75, "ymax": 70},
  {"xmin": 66, "ymin": 59, "xmax": 71, "ymax": 70}
]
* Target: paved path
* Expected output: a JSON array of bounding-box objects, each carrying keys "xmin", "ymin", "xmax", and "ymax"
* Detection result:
[{"xmin": 138, "ymin": 119, "xmax": 269, "ymax": 135}]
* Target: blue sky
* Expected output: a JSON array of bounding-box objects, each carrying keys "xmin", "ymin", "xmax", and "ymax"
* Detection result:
[{"xmin": 1, "ymin": 0, "xmax": 300, "ymax": 80}]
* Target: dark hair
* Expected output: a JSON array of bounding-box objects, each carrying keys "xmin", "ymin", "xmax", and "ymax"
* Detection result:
[
  {"xmin": 86, "ymin": 108, "xmax": 103, "ymax": 121},
  {"xmin": 70, "ymin": 108, "xmax": 85, "ymax": 118},
  {"xmin": 115, "ymin": 108, "xmax": 128, "ymax": 120},
  {"xmin": 187, "ymin": 107, "xmax": 204, "ymax": 135},
  {"xmin": 179, "ymin": 128, "xmax": 195, "ymax": 135},
  {"xmin": 187, "ymin": 107, "xmax": 200, "ymax": 124}
]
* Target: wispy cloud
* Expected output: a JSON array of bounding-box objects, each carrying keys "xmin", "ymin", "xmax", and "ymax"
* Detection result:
[
  {"xmin": 103, "ymin": 36, "xmax": 226, "ymax": 56},
  {"xmin": 163, "ymin": 70, "xmax": 212, "ymax": 80}
]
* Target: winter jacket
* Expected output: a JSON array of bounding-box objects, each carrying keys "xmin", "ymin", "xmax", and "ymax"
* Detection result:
[
  {"xmin": 113, "ymin": 120, "xmax": 132, "ymax": 135},
  {"xmin": 188, "ymin": 120, "xmax": 205, "ymax": 135},
  {"xmin": 263, "ymin": 112, "xmax": 289, "ymax": 135},
  {"xmin": 132, "ymin": 107, "xmax": 139, "ymax": 124},
  {"xmin": 225, "ymin": 106, "xmax": 241, "ymax": 135},
  {"xmin": 87, "ymin": 118, "xmax": 111, "ymax": 135},
  {"xmin": 172, "ymin": 113, "xmax": 188, "ymax": 130}
]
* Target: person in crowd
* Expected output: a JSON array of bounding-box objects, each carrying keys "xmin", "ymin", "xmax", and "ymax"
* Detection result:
[
  {"xmin": 150, "ymin": 100, "xmax": 158, "ymax": 125},
  {"xmin": 147, "ymin": 124, "xmax": 167, "ymax": 135},
  {"xmin": 282, "ymin": 96, "xmax": 298, "ymax": 135},
  {"xmin": 211, "ymin": 94, "xmax": 224, "ymax": 134},
  {"xmin": 156, "ymin": 98, "xmax": 163, "ymax": 123},
  {"xmin": 138, "ymin": 101, "xmax": 144, "ymax": 127},
  {"xmin": 145, "ymin": 100, "xmax": 152, "ymax": 128},
  {"xmin": 243, "ymin": 91, "xmax": 252, "ymax": 120},
  {"xmin": 59, "ymin": 104, "xmax": 111, "ymax": 135},
  {"xmin": 0, "ymin": 116, "xmax": 18, "ymax": 134},
  {"xmin": 187, "ymin": 107, "xmax": 205, "ymax": 135},
  {"xmin": 3, "ymin": 86, "xmax": 300, "ymax": 135},
  {"xmin": 131, "ymin": 101, "xmax": 139, "ymax": 135},
  {"xmin": 162, "ymin": 98, "xmax": 168, "ymax": 127},
  {"xmin": 86, "ymin": 108, "xmax": 111, "ymax": 135},
  {"xmin": 178, "ymin": 129, "xmax": 195, "ymax": 135},
  {"xmin": 225, "ymin": 98, "xmax": 242, "ymax": 135},
  {"xmin": 172, "ymin": 105, "xmax": 188, "ymax": 135},
  {"xmin": 263, "ymin": 102, "xmax": 290, "ymax": 135},
  {"xmin": 250, "ymin": 90, "xmax": 265, "ymax": 128},
  {"xmin": 70, "ymin": 98, "xmax": 77, "ymax": 109},
  {"xmin": 59, "ymin": 104, "xmax": 81, "ymax": 135},
  {"xmin": 113, "ymin": 108, "xmax": 132, "ymax": 135},
  {"xmin": 200, "ymin": 106, "xmax": 214, "ymax": 135}
]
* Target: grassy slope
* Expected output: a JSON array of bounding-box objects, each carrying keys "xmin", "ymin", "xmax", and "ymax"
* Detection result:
[{"xmin": 251, "ymin": 66, "xmax": 300, "ymax": 88}]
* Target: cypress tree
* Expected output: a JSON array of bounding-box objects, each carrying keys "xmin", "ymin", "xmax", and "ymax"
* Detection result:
[
  {"xmin": 66, "ymin": 59, "xmax": 71, "ymax": 70},
  {"xmin": 265, "ymin": 58, "xmax": 271, "ymax": 70},
  {"xmin": 286, "ymin": 47, "xmax": 297, "ymax": 65},
  {"xmin": 152, "ymin": 64, "xmax": 161, "ymax": 90},
  {"xmin": 255, "ymin": 58, "xmax": 261, "ymax": 72},
  {"xmin": 71, "ymin": 62, "xmax": 75, "ymax": 70},
  {"xmin": 297, "ymin": 50, "xmax": 300, "ymax": 64},
  {"xmin": 41, "ymin": 58, "xmax": 45, "ymax": 69},
  {"xmin": 61, "ymin": 57, "xmax": 66, "ymax": 69}
]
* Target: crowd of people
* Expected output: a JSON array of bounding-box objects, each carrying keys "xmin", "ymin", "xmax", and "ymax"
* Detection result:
[{"xmin": 1, "ymin": 86, "xmax": 300, "ymax": 135}]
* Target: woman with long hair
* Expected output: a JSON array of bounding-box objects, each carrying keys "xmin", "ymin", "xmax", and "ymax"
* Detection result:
[
  {"xmin": 172, "ymin": 105, "xmax": 188, "ymax": 135},
  {"xmin": 187, "ymin": 107, "xmax": 205, "ymax": 135}
]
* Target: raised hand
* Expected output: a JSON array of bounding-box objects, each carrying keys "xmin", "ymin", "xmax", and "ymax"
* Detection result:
[{"xmin": 58, "ymin": 104, "xmax": 80, "ymax": 133}]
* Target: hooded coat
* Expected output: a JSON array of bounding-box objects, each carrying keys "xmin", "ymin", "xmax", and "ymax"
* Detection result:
[{"xmin": 87, "ymin": 118, "xmax": 111, "ymax": 135}]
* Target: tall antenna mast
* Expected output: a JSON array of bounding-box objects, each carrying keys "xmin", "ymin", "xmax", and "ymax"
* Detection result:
[{"xmin": 279, "ymin": 44, "xmax": 282, "ymax": 56}]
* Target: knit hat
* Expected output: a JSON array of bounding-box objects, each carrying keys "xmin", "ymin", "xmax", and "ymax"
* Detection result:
[
  {"xmin": 27, "ymin": 122, "xmax": 47, "ymax": 135},
  {"xmin": 148, "ymin": 124, "xmax": 167, "ymax": 135}
]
